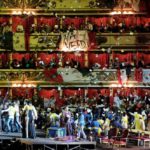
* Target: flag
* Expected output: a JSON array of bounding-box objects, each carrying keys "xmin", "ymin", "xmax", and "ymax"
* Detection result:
[
  {"xmin": 59, "ymin": 30, "xmax": 89, "ymax": 51},
  {"xmin": 44, "ymin": 68, "xmax": 63, "ymax": 83},
  {"xmin": 117, "ymin": 69, "xmax": 127, "ymax": 85}
]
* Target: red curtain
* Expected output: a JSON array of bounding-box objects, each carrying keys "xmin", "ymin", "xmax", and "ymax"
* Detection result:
[
  {"xmin": 44, "ymin": 68, "xmax": 63, "ymax": 83},
  {"xmin": 12, "ymin": 16, "xmax": 34, "ymax": 50},
  {"xmin": 88, "ymin": 88, "xmax": 110, "ymax": 98},
  {"xmin": 63, "ymin": 52, "xmax": 85, "ymax": 67},
  {"xmin": 38, "ymin": 88, "xmax": 59, "ymax": 99},
  {"xmin": 12, "ymin": 88, "xmax": 34, "ymax": 98},
  {"xmin": 12, "ymin": 16, "xmax": 26, "ymax": 32},
  {"xmin": 88, "ymin": 52, "xmax": 109, "ymax": 68},
  {"xmin": 0, "ymin": 17, "xmax": 9, "ymax": 23},
  {"xmin": 12, "ymin": 53, "xmax": 30, "ymax": 61},
  {"xmin": 87, "ymin": 89, "xmax": 98, "ymax": 98},
  {"xmin": 137, "ymin": 88, "xmax": 150, "ymax": 97},
  {"xmin": 63, "ymin": 17, "xmax": 85, "ymax": 28},
  {"xmin": 0, "ymin": 88, "xmax": 7, "ymax": 97},
  {"xmin": 0, "ymin": 53, "xmax": 9, "ymax": 66},
  {"xmin": 113, "ymin": 88, "xmax": 135, "ymax": 96},
  {"xmin": 37, "ymin": 53, "xmax": 59, "ymax": 65},
  {"xmin": 37, "ymin": 17, "xmax": 57, "ymax": 27},
  {"xmin": 63, "ymin": 88, "xmax": 84, "ymax": 96},
  {"xmin": 113, "ymin": 52, "xmax": 133, "ymax": 63},
  {"xmin": 25, "ymin": 16, "xmax": 34, "ymax": 50},
  {"xmin": 88, "ymin": 32, "xmax": 97, "ymax": 49},
  {"xmin": 137, "ymin": 52, "xmax": 150, "ymax": 65},
  {"xmin": 89, "ymin": 17, "xmax": 108, "ymax": 26},
  {"xmin": 135, "ymin": 68, "xmax": 143, "ymax": 82},
  {"xmin": 88, "ymin": 16, "xmax": 150, "ymax": 27}
]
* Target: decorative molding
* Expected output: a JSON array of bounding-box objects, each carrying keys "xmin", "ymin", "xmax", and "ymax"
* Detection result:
[
  {"xmin": 0, "ymin": 69, "xmax": 144, "ymax": 88},
  {"xmin": 3, "ymin": 0, "xmax": 43, "ymax": 8}
]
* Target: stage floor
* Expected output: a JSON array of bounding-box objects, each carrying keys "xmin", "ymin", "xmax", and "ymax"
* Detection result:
[{"xmin": 0, "ymin": 132, "xmax": 149, "ymax": 150}]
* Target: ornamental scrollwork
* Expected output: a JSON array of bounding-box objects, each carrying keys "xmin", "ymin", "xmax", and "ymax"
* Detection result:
[{"xmin": 2, "ymin": 0, "xmax": 44, "ymax": 8}]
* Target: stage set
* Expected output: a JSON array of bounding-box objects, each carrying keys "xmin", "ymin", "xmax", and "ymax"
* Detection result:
[
  {"xmin": 0, "ymin": 0, "xmax": 150, "ymax": 150},
  {"xmin": 0, "ymin": 131, "xmax": 96, "ymax": 150}
]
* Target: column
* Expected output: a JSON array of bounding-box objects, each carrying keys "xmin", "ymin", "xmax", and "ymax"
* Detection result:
[
  {"xmin": 84, "ymin": 52, "xmax": 89, "ymax": 67},
  {"xmin": 59, "ymin": 88, "xmax": 63, "ymax": 97},
  {"xmin": 9, "ymin": 88, "xmax": 12, "ymax": 99},
  {"xmin": 60, "ymin": 17, "xmax": 63, "ymax": 30},
  {"xmin": 9, "ymin": 53, "xmax": 13, "ymax": 69},
  {"xmin": 58, "ymin": 53, "xmax": 63, "ymax": 67}
]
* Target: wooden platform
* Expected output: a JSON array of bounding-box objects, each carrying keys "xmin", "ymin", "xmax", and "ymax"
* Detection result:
[{"xmin": 18, "ymin": 137, "xmax": 96, "ymax": 150}]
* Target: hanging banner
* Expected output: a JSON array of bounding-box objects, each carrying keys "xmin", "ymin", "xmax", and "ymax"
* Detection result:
[
  {"xmin": 59, "ymin": 30, "xmax": 89, "ymax": 51},
  {"xmin": 143, "ymin": 69, "xmax": 150, "ymax": 83}
]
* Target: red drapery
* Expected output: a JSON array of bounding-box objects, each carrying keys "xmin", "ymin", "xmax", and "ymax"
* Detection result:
[
  {"xmin": 0, "ymin": 53, "xmax": 9, "ymax": 66},
  {"xmin": 113, "ymin": 88, "xmax": 150, "ymax": 98},
  {"xmin": 88, "ymin": 32, "xmax": 97, "ymax": 49},
  {"xmin": 38, "ymin": 88, "xmax": 59, "ymax": 99},
  {"xmin": 88, "ymin": 52, "xmax": 109, "ymax": 68},
  {"xmin": 37, "ymin": 17, "xmax": 57, "ymax": 27},
  {"xmin": 12, "ymin": 16, "xmax": 26, "ymax": 32},
  {"xmin": 12, "ymin": 16, "xmax": 34, "ymax": 50},
  {"xmin": 63, "ymin": 17, "xmax": 85, "ymax": 28},
  {"xmin": 137, "ymin": 52, "xmax": 150, "ymax": 65},
  {"xmin": 88, "ymin": 88, "xmax": 110, "ymax": 98},
  {"xmin": 0, "ymin": 17, "xmax": 9, "ymax": 23},
  {"xmin": 137, "ymin": 88, "xmax": 150, "ymax": 97},
  {"xmin": 134, "ymin": 68, "xmax": 143, "ymax": 82},
  {"xmin": 44, "ymin": 68, "xmax": 63, "ymax": 83},
  {"xmin": 63, "ymin": 88, "xmax": 84, "ymax": 96},
  {"xmin": 12, "ymin": 88, "xmax": 34, "ymax": 98},
  {"xmin": 89, "ymin": 17, "xmax": 108, "ymax": 26},
  {"xmin": 37, "ymin": 53, "xmax": 59, "ymax": 65},
  {"xmin": 113, "ymin": 52, "xmax": 133, "ymax": 63},
  {"xmin": 88, "ymin": 17, "xmax": 150, "ymax": 27},
  {"xmin": 12, "ymin": 53, "xmax": 30, "ymax": 61},
  {"xmin": 25, "ymin": 16, "xmax": 34, "ymax": 50},
  {"xmin": 0, "ymin": 88, "xmax": 7, "ymax": 97},
  {"xmin": 113, "ymin": 88, "xmax": 136, "ymax": 96},
  {"xmin": 63, "ymin": 52, "xmax": 85, "ymax": 68}
]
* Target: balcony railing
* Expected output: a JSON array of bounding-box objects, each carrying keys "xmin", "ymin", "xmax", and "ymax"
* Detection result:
[
  {"xmin": 10, "ymin": 32, "xmax": 150, "ymax": 51},
  {"xmin": 0, "ymin": 68, "xmax": 147, "ymax": 87}
]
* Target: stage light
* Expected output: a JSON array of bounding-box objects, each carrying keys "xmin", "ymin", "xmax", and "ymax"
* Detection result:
[
  {"xmin": 12, "ymin": 10, "xmax": 35, "ymax": 16},
  {"xmin": 118, "ymin": 84, "xmax": 122, "ymax": 87},
  {"xmin": 22, "ymin": 84, "xmax": 26, "ymax": 87},
  {"xmin": 128, "ymin": 84, "xmax": 133, "ymax": 87},
  {"xmin": 18, "ymin": 11, "xmax": 22, "ymax": 15},
  {"xmin": 27, "ymin": 84, "xmax": 31, "ymax": 87},
  {"xmin": 12, "ymin": 84, "xmax": 17, "ymax": 87},
  {"xmin": 18, "ymin": 84, "xmax": 21, "ymax": 87},
  {"xmin": 58, "ymin": 86, "xmax": 61, "ymax": 91}
]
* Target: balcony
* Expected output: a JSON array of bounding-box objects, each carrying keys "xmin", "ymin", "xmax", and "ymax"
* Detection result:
[
  {"xmin": 0, "ymin": 68, "xmax": 148, "ymax": 87},
  {"xmin": 9, "ymin": 32, "xmax": 150, "ymax": 51}
]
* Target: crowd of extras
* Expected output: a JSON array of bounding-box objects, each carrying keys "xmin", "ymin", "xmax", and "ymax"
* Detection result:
[
  {"xmin": 1, "ymin": 18, "xmax": 150, "ymax": 34},
  {"xmin": 0, "ymin": 52, "xmax": 149, "ymax": 74},
  {"xmin": 0, "ymin": 91, "xmax": 149, "ymax": 140},
  {"xmin": 29, "ymin": 20, "xmax": 150, "ymax": 34}
]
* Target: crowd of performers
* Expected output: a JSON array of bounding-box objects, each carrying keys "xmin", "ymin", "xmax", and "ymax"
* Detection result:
[
  {"xmin": 0, "ymin": 101, "xmax": 37, "ymax": 138},
  {"xmin": 0, "ymin": 91, "xmax": 149, "ymax": 140}
]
